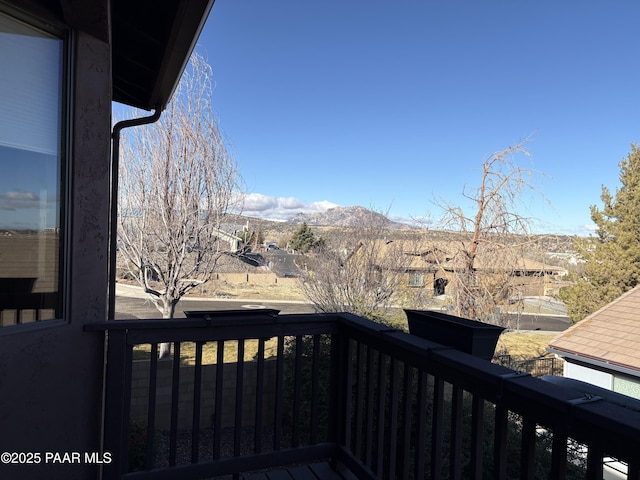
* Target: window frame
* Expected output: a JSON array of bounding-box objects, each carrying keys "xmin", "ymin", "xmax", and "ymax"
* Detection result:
[{"xmin": 0, "ymin": 4, "xmax": 71, "ymax": 333}]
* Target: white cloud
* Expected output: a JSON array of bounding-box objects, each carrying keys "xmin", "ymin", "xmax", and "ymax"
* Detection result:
[
  {"xmin": 389, "ymin": 214, "xmax": 433, "ymax": 228},
  {"xmin": 0, "ymin": 191, "xmax": 42, "ymax": 210},
  {"xmin": 239, "ymin": 193, "xmax": 339, "ymax": 221}
]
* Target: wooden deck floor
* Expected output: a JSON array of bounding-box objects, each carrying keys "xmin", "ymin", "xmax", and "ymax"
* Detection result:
[{"xmin": 241, "ymin": 462, "xmax": 358, "ymax": 480}]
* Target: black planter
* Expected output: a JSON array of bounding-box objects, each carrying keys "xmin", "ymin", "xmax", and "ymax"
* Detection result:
[
  {"xmin": 405, "ymin": 309, "xmax": 505, "ymax": 360},
  {"xmin": 184, "ymin": 309, "xmax": 280, "ymax": 320}
]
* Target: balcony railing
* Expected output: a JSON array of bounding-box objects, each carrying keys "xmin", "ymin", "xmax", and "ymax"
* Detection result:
[{"xmin": 87, "ymin": 311, "xmax": 640, "ymax": 480}]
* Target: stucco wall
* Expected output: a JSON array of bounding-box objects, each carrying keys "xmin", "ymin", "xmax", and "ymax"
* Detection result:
[{"xmin": 0, "ymin": 21, "xmax": 110, "ymax": 479}]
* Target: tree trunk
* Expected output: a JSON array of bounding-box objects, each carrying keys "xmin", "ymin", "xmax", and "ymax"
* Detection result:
[{"xmin": 158, "ymin": 296, "xmax": 177, "ymax": 359}]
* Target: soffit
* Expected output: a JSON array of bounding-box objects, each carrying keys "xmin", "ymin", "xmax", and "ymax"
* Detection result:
[{"xmin": 110, "ymin": 0, "xmax": 214, "ymax": 111}]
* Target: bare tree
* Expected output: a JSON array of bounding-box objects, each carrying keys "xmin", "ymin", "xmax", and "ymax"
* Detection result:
[
  {"xmin": 436, "ymin": 140, "xmax": 543, "ymax": 324},
  {"xmin": 299, "ymin": 213, "xmax": 411, "ymax": 322},
  {"xmin": 118, "ymin": 53, "xmax": 241, "ymax": 357}
]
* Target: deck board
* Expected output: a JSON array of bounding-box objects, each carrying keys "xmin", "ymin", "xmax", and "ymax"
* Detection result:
[
  {"xmin": 308, "ymin": 462, "xmax": 345, "ymax": 479},
  {"xmin": 241, "ymin": 462, "xmax": 348, "ymax": 480},
  {"xmin": 286, "ymin": 465, "xmax": 321, "ymax": 480}
]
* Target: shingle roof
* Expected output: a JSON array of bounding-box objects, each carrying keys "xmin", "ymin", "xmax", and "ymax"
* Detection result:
[{"xmin": 548, "ymin": 285, "xmax": 640, "ymax": 372}]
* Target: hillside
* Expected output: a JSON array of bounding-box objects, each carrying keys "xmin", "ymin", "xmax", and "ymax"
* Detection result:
[
  {"xmin": 225, "ymin": 206, "xmax": 578, "ymax": 263},
  {"xmin": 287, "ymin": 206, "xmax": 413, "ymax": 230}
]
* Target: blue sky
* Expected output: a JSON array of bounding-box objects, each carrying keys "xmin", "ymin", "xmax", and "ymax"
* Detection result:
[
  {"xmin": 197, "ymin": 0, "xmax": 640, "ymax": 235},
  {"xmin": 0, "ymin": 25, "xmax": 62, "ymax": 230}
]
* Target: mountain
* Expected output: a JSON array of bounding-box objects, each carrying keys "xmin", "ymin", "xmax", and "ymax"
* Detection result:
[{"xmin": 286, "ymin": 206, "xmax": 413, "ymax": 229}]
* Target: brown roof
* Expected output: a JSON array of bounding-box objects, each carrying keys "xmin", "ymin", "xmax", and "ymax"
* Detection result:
[{"xmin": 548, "ymin": 285, "xmax": 640, "ymax": 372}]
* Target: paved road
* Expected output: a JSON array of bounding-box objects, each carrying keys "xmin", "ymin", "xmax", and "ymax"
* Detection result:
[
  {"xmin": 263, "ymin": 249, "xmax": 299, "ymax": 276},
  {"xmin": 115, "ymin": 284, "xmax": 571, "ymax": 331},
  {"xmin": 500, "ymin": 312, "xmax": 571, "ymax": 332},
  {"xmin": 115, "ymin": 295, "xmax": 317, "ymax": 319}
]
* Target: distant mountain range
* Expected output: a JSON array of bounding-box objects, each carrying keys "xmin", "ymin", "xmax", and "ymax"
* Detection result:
[{"xmin": 286, "ymin": 206, "xmax": 414, "ymax": 230}]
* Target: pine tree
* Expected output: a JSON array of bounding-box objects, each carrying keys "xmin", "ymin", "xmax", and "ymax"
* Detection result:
[
  {"xmin": 559, "ymin": 144, "xmax": 640, "ymax": 322},
  {"xmin": 289, "ymin": 222, "xmax": 323, "ymax": 254}
]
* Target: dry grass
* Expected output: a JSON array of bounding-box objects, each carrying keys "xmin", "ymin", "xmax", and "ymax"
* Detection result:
[
  {"xmin": 206, "ymin": 281, "xmax": 306, "ymax": 301},
  {"xmin": 495, "ymin": 331, "xmax": 556, "ymax": 360},
  {"xmin": 133, "ymin": 338, "xmax": 280, "ymax": 364}
]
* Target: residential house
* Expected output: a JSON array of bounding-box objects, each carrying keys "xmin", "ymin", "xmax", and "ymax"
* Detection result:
[
  {"xmin": 548, "ymin": 285, "xmax": 640, "ymax": 400},
  {"xmin": 400, "ymin": 241, "xmax": 563, "ymax": 297}
]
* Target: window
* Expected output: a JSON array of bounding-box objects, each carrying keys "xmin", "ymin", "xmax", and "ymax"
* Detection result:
[
  {"xmin": 0, "ymin": 10, "xmax": 65, "ymax": 326},
  {"xmin": 408, "ymin": 272, "xmax": 425, "ymax": 287}
]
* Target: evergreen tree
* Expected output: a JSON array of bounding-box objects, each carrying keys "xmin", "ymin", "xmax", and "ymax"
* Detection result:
[
  {"xmin": 289, "ymin": 222, "xmax": 323, "ymax": 253},
  {"xmin": 248, "ymin": 228, "xmax": 264, "ymax": 250},
  {"xmin": 559, "ymin": 144, "xmax": 640, "ymax": 322}
]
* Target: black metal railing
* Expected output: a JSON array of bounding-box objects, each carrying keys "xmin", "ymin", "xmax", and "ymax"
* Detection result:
[
  {"xmin": 493, "ymin": 354, "xmax": 564, "ymax": 377},
  {"xmin": 87, "ymin": 311, "xmax": 640, "ymax": 480}
]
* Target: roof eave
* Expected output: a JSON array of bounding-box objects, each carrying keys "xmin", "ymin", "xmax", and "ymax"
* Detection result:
[
  {"xmin": 548, "ymin": 346, "xmax": 640, "ymax": 378},
  {"xmin": 111, "ymin": 0, "xmax": 215, "ymax": 111},
  {"xmin": 147, "ymin": 0, "xmax": 214, "ymax": 111}
]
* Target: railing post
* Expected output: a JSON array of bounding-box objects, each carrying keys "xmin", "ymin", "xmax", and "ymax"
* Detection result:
[{"xmin": 101, "ymin": 329, "xmax": 133, "ymax": 480}]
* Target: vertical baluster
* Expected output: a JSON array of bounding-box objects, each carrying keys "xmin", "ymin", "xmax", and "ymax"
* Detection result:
[
  {"xmin": 168, "ymin": 342, "xmax": 181, "ymax": 466},
  {"xmin": 400, "ymin": 363, "xmax": 413, "ymax": 479},
  {"xmin": 585, "ymin": 445, "xmax": 604, "ymax": 480},
  {"xmin": 310, "ymin": 335, "xmax": 320, "ymax": 445},
  {"xmin": 431, "ymin": 378, "xmax": 444, "ymax": 480},
  {"xmin": 343, "ymin": 339, "xmax": 355, "ymax": 450},
  {"xmin": 628, "ymin": 460, "xmax": 640, "ymax": 480},
  {"xmin": 274, "ymin": 335, "xmax": 284, "ymax": 451},
  {"xmin": 520, "ymin": 418, "xmax": 536, "ymax": 480},
  {"xmin": 234, "ymin": 339, "xmax": 245, "ymax": 457},
  {"xmin": 550, "ymin": 433, "xmax": 568, "ymax": 480},
  {"xmin": 415, "ymin": 371, "xmax": 427, "ymax": 480},
  {"xmin": 493, "ymin": 404, "xmax": 508, "ymax": 480},
  {"xmin": 449, "ymin": 386, "xmax": 463, "ymax": 480},
  {"xmin": 375, "ymin": 352, "xmax": 387, "ymax": 476},
  {"xmin": 213, "ymin": 340, "xmax": 224, "ymax": 459},
  {"xmin": 145, "ymin": 343, "xmax": 159, "ymax": 470},
  {"xmin": 364, "ymin": 345, "xmax": 376, "ymax": 468},
  {"xmin": 470, "ymin": 396, "xmax": 485, "ymax": 479},
  {"xmin": 292, "ymin": 335, "xmax": 303, "ymax": 448},
  {"xmin": 254, "ymin": 338, "xmax": 265, "ymax": 453},
  {"xmin": 191, "ymin": 341, "xmax": 203, "ymax": 464},
  {"xmin": 387, "ymin": 357, "xmax": 400, "ymax": 479},
  {"xmin": 354, "ymin": 341, "xmax": 366, "ymax": 457}
]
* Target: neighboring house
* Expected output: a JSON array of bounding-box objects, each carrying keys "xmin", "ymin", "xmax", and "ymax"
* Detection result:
[
  {"xmin": 547, "ymin": 285, "xmax": 640, "ymax": 400},
  {"xmin": 397, "ymin": 241, "xmax": 563, "ymax": 297},
  {"xmin": 0, "ymin": 0, "xmax": 213, "ymax": 478}
]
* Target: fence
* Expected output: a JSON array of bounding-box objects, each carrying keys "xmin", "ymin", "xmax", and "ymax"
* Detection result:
[
  {"xmin": 493, "ymin": 354, "xmax": 564, "ymax": 377},
  {"xmin": 88, "ymin": 312, "xmax": 640, "ymax": 479}
]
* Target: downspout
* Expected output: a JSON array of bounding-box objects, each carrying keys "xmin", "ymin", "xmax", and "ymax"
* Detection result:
[{"xmin": 108, "ymin": 107, "xmax": 162, "ymax": 320}]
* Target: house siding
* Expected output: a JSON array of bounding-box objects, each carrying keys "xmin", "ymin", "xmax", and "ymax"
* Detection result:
[
  {"xmin": 564, "ymin": 361, "xmax": 613, "ymax": 390},
  {"xmin": 613, "ymin": 374, "xmax": 640, "ymax": 400}
]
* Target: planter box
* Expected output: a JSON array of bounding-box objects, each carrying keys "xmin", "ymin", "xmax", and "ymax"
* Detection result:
[
  {"xmin": 184, "ymin": 309, "xmax": 280, "ymax": 320},
  {"xmin": 405, "ymin": 309, "xmax": 505, "ymax": 360}
]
